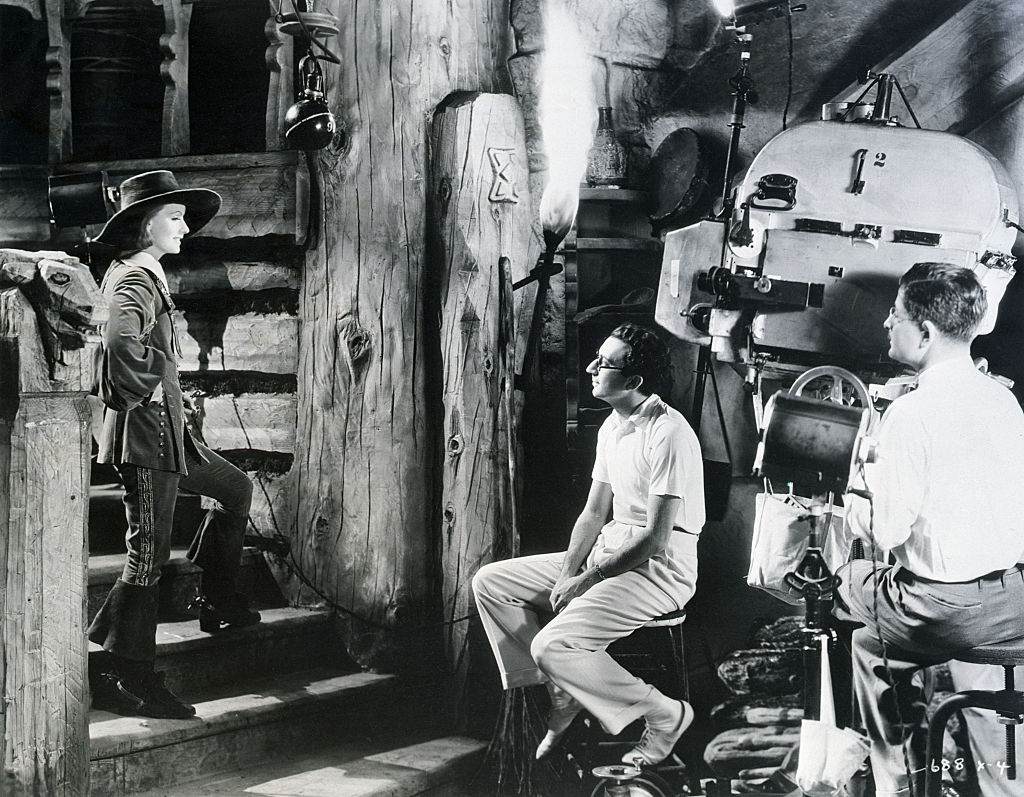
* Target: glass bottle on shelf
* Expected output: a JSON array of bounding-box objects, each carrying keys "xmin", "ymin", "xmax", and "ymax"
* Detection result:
[{"xmin": 585, "ymin": 106, "xmax": 627, "ymax": 188}]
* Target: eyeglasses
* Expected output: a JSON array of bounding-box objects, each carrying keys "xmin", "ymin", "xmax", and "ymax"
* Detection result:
[
  {"xmin": 591, "ymin": 354, "xmax": 624, "ymax": 371},
  {"xmin": 887, "ymin": 306, "xmax": 915, "ymax": 325}
]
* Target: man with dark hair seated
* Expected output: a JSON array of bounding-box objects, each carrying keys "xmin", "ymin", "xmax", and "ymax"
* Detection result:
[
  {"xmin": 473, "ymin": 323, "xmax": 705, "ymax": 766},
  {"xmin": 835, "ymin": 263, "xmax": 1024, "ymax": 796}
]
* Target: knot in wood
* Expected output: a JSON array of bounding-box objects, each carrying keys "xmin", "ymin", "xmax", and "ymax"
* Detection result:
[
  {"xmin": 438, "ymin": 37, "xmax": 451, "ymax": 58},
  {"xmin": 443, "ymin": 504, "xmax": 456, "ymax": 525},
  {"xmin": 340, "ymin": 321, "xmax": 371, "ymax": 365},
  {"xmin": 482, "ymin": 350, "xmax": 494, "ymax": 375},
  {"xmin": 447, "ymin": 434, "xmax": 464, "ymax": 456},
  {"xmin": 438, "ymin": 177, "xmax": 452, "ymax": 213}
]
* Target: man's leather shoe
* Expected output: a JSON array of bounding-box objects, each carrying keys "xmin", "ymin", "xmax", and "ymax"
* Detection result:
[
  {"xmin": 621, "ymin": 700, "xmax": 694, "ymax": 766},
  {"xmin": 193, "ymin": 593, "xmax": 261, "ymax": 633}
]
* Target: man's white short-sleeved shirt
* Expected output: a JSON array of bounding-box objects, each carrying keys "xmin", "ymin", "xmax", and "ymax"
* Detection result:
[
  {"xmin": 848, "ymin": 356, "xmax": 1024, "ymax": 580},
  {"xmin": 592, "ymin": 393, "xmax": 705, "ymax": 534}
]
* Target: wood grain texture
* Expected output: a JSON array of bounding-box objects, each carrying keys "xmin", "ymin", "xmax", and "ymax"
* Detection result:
[
  {"xmin": 175, "ymin": 311, "xmax": 298, "ymax": 374},
  {"xmin": 0, "ymin": 288, "xmax": 98, "ymax": 394},
  {"xmin": 196, "ymin": 393, "xmax": 297, "ymax": 453},
  {"xmin": 156, "ymin": 0, "xmax": 192, "ymax": 156},
  {"xmin": 263, "ymin": 10, "xmax": 294, "ymax": 152},
  {"xmin": 164, "ymin": 259, "xmax": 301, "ymax": 295},
  {"xmin": 833, "ymin": 0, "xmax": 1024, "ymax": 134},
  {"xmin": 289, "ymin": 0, "xmax": 514, "ymax": 669},
  {"xmin": 0, "ymin": 292, "xmax": 90, "ymax": 796},
  {"xmin": 429, "ymin": 93, "xmax": 532, "ymax": 714},
  {"xmin": 44, "ymin": 0, "xmax": 72, "ymax": 163}
]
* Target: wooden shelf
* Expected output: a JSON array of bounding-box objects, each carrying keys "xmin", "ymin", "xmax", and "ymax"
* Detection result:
[
  {"xmin": 579, "ymin": 187, "xmax": 649, "ymax": 203},
  {"xmin": 571, "ymin": 237, "xmax": 662, "ymax": 252}
]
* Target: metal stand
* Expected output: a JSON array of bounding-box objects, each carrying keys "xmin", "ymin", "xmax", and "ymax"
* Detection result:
[{"xmin": 783, "ymin": 498, "xmax": 839, "ymax": 720}]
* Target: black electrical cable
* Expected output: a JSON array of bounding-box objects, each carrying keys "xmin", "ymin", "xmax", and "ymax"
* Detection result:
[{"xmin": 781, "ymin": 4, "xmax": 794, "ymax": 130}]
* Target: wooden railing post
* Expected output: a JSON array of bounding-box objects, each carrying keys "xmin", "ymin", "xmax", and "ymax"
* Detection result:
[
  {"xmin": 153, "ymin": 0, "xmax": 192, "ymax": 156},
  {"xmin": 0, "ymin": 274, "xmax": 100, "ymax": 795},
  {"xmin": 265, "ymin": 7, "xmax": 296, "ymax": 152},
  {"xmin": 43, "ymin": 0, "xmax": 73, "ymax": 163}
]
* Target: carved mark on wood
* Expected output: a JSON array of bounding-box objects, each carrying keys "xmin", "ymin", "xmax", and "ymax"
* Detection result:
[{"xmin": 487, "ymin": 148, "xmax": 519, "ymax": 204}]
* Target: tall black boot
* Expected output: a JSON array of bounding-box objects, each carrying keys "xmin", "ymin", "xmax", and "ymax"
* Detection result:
[{"xmin": 188, "ymin": 511, "xmax": 260, "ymax": 632}]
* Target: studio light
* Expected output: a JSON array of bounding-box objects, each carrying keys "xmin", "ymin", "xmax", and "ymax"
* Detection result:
[
  {"xmin": 48, "ymin": 172, "xmax": 114, "ymax": 229},
  {"xmin": 713, "ymin": 0, "xmax": 807, "ymax": 25}
]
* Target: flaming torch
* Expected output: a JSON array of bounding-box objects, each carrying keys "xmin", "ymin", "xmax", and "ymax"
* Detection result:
[{"xmin": 514, "ymin": 6, "xmax": 597, "ymax": 389}]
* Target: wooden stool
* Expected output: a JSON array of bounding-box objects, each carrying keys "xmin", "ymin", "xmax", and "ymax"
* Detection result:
[
  {"xmin": 580, "ymin": 610, "xmax": 693, "ymax": 794},
  {"xmin": 925, "ymin": 640, "xmax": 1024, "ymax": 797},
  {"xmin": 607, "ymin": 609, "xmax": 689, "ymax": 702}
]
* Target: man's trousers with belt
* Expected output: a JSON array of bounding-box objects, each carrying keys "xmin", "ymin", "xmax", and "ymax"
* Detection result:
[
  {"xmin": 834, "ymin": 560, "xmax": 1024, "ymax": 796},
  {"xmin": 87, "ymin": 439, "xmax": 253, "ymax": 662},
  {"xmin": 471, "ymin": 529, "xmax": 697, "ymax": 735}
]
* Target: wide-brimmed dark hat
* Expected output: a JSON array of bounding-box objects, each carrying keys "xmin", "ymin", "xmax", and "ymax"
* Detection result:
[{"xmin": 93, "ymin": 170, "xmax": 221, "ymax": 247}]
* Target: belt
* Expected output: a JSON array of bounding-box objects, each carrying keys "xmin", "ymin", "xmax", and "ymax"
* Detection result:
[
  {"xmin": 903, "ymin": 564, "xmax": 1024, "ymax": 585},
  {"xmin": 976, "ymin": 564, "xmax": 1024, "ymax": 582}
]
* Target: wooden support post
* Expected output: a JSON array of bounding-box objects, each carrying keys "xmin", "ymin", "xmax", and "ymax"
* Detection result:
[
  {"xmin": 289, "ymin": 0, "xmax": 513, "ymax": 671},
  {"xmin": 429, "ymin": 92, "xmax": 532, "ymax": 715},
  {"xmin": 0, "ymin": 288, "xmax": 94, "ymax": 796}
]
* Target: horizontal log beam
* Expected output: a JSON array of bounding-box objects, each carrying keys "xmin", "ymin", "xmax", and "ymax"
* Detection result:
[
  {"xmin": 175, "ymin": 311, "xmax": 298, "ymax": 374},
  {"xmin": 165, "ymin": 261, "xmax": 300, "ymax": 295},
  {"xmin": 179, "ymin": 370, "xmax": 297, "ymax": 397},
  {"xmin": 196, "ymin": 393, "xmax": 296, "ymax": 454}
]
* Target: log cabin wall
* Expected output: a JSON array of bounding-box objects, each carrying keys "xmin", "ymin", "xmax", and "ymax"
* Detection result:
[{"xmin": 0, "ymin": 0, "xmax": 519, "ymax": 675}]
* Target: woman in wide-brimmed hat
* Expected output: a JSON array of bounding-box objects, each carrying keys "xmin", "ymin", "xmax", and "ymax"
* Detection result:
[{"xmin": 89, "ymin": 170, "xmax": 260, "ymax": 720}]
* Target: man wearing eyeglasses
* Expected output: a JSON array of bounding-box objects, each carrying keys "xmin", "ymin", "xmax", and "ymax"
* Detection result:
[
  {"xmin": 473, "ymin": 323, "xmax": 705, "ymax": 767},
  {"xmin": 833, "ymin": 262, "xmax": 1024, "ymax": 796}
]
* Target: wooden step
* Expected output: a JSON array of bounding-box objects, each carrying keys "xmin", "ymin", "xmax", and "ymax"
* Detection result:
[
  {"xmin": 90, "ymin": 669, "xmax": 400, "ymax": 795},
  {"xmin": 88, "ymin": 607, "xmax": 352, "ymax": 696},
  {"xmin": 88, "ymin": 547, "xmax": 280, "ymax": 623},
  {"xmin": 125, "ymin": 736, "xmax": 489, "ymax": 796}
]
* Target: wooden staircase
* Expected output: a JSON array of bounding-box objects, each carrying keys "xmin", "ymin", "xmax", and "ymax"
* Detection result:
[{"xmin": 87, "ymin": 472, "xmax": 488, "ymax": 796}]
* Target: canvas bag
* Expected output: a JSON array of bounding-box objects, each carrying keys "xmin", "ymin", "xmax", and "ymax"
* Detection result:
[
  {"xmin": 796, "ymin": 637, "xmax": 870, "ymax": 794},
  {"xmin": 748, "ymin": 485, "xmax": 851, "ymax": 603},
  {"xmin": 747, "ymin": 485, "xmax": 813, "ymax": 605}
]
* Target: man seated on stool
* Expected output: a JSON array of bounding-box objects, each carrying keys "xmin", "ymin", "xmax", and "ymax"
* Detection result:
[
  {"xmin": 473, "ymin": 323, "xmax": 705, "ymax": 766},
  {"xmin": 833, "ymin": 263, "xmax": 1024, "ymax": 796}
]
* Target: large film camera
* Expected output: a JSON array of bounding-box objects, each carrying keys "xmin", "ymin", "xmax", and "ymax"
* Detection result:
[{"xmin": 655, "ymin": 115, "xmax": 1020, "ymax": 383}]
